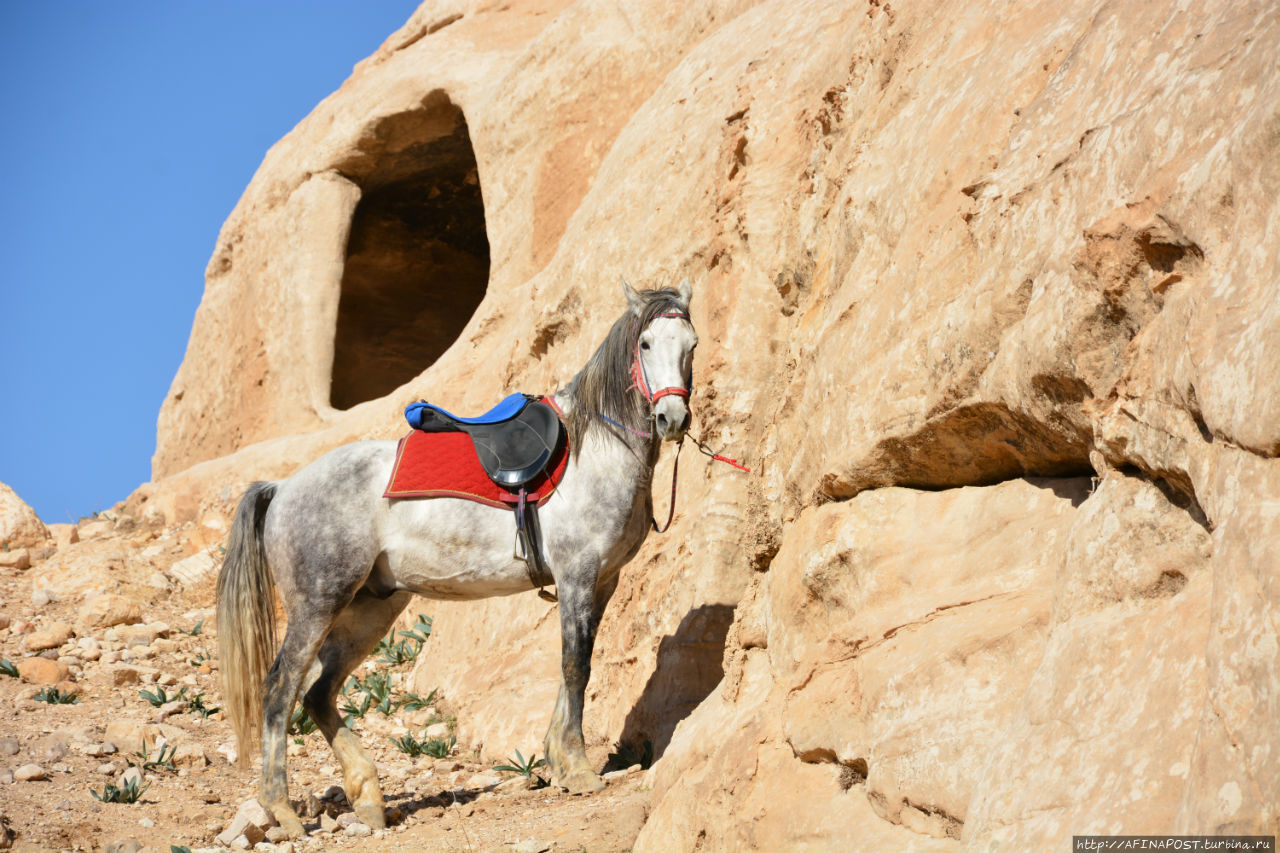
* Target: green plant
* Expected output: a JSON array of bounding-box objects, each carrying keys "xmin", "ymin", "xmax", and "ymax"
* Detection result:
[
  {"xmin": 188, "ymin": 649, "xmax": 213, "ymax": 666},
  {"xmin": 0, "ymin": 658, "xmax": 20, "ymax": 678},
  {"xmin": 424, "ymin": 735, "xmax": 456, "ymax": 759},
  {"xmin": 389, "ymin": 731, "xmax": 432, "ymax": 757},
  {"xmin": 186, "ymin": 691, "xmax": 219, "ymax": 719},
  {"xmin": 179, "ymin": 620, "xmax": 204, "ymax": 637},
  {"xmin": 34, "ymin": 686, "xmax": 79, "ymax": 704},
  {"xmin": 128, "ymin": 742, "xmax": 177, "ymax": 772},
  {"xmin": 91, "ymin": 776, "xmax": 150, "ymax": 803},
  {"xmin": 494, "ymin": 749, "xmax": 547, "ymax": 779},
  {"xmin": 139, "ymin": 685, "xmax": 188, "ymax": 708},
  {"xmin": 172, "ymin": 846, "xmax": 194, "ymax": 853},
  {"xmin": 402, "ymin": 613, "xmax": 433, "ymax": 644},
  {"xmin": 607, "ymin": 738, "xmax": 654, "ymax": 770},
  {"xmin": 289, "ymin": 706, "xmax": 318, "ymax": 736},
  {"xmin": 374, "ymin": 635, "xmax": 419, "ymax": 666},
  {"xmin": 398, "ymin": 688, "xmax": 437, "ymax": 712}
]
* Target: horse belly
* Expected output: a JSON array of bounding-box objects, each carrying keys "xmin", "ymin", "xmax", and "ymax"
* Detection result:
[{"xmin": 381, "ymin": 500, "xmax": 533, "ymax": 600}]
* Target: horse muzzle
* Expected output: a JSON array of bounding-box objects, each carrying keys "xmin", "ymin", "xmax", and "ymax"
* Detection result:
[{"xmin": 653, "ymin": 395, "xmax": 691, "ymax": 442}]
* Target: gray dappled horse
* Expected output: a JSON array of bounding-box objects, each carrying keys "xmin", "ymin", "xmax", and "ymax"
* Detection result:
[{"xmin": 216, "ymin": 280, "xmax": 698, "ymax": 837}]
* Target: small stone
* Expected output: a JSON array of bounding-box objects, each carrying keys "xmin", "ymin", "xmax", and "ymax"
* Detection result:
[
  {"xmin": 102, "ymin": 839, "xmax": 142, "ymax": 853},
  {"xmin": 0, "ymin": 548, "xmax": 30, "ymax": 570},
  {"xmin": 77, "ymin": 594, "xmax": 143, "ymax": 631},
  {"xmin": 121, "ymin": 766, "xmax": 143, "ymax": 788},
  {"xmin": 22, "ymin": 621, "xmax": 73, "ymax": 651},
  {"xmin": 29, "ymin": 589, "xmax": 56, "ymax": 608},
  {"xmin": 318, "ymin": 813, "xmax": 339, "ymax": 834},
  {"xmin": 265, "ymin": 826, "xmax": 290, "ymax": 843},
  {"xmin": 138, "ymin": 817, "xmax": 155, "ymax": 828},
  {"xmin": 98, "ymin": 763, "xmax": 117, "ymax": 775},
  {"xmin": 14, "ymin": 763, "xmax": 47, "ymax": 781},
  {"xmin": 254, "ymin": 843, "xmax": 277, "ymax": 852},
  {"xmin": 344, "ymin": 822, "xmax": 372, "ymax": 837},
  {"xmin": 0, "ymin": 738, "xmax": 18, "ymax": 756},
  {"xmin": 16, "ymin": 656, "xmax": 69, "ymax": 685},
  {"xmin": 0, "ymin": 768, "xmax": 13, "ymax": 783},
  {"xmin": 512, "ymin": 840, "xmax": 551, "ymax": 853}
]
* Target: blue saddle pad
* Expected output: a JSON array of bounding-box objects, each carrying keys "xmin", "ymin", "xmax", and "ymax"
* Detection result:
[{"xmin": 405, "ymin": 393, "xmax": 529, "ymax": 429}]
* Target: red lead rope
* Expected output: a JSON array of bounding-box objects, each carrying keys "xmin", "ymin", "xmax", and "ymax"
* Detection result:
[{"xmin": 650, "ymin": 432, "xmax": 752, "ymax": 534}]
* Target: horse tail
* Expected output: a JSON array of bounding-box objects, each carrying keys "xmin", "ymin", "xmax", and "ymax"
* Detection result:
[{"xmin": 216, "ymin": 481, "xmax": 279, "ymax": 767}]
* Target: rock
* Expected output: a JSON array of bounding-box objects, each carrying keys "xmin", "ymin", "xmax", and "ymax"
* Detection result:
[
  {"xmin": 0, "ymin": 549, "xmax": 30, "ymax": 571},
  {"xmin": 423, "ymin": 722, "xmax": 451, "ymax": 739},
  {"xmin": 102, "ymin": 839, "xmax": 142, "ymax": 853},
  {"xmin": 122, "ymin": 623, "xmax": 169, "ymax": 647},
  {"xmin": 13, "ymin": 764, "xmax": 46, "ymax": 782},
  {"xmin": 77, "ymin": 594, "xmax": 143, "ymax": 631},
  {"xmin": 466, "ymin": 771, "xmax": 503, "ymax": 790},
  {"xmin": 0, "ymin": 614, "xmax": 8, "ymax": 630},
  {"xmin": 120, "ymin": 766, "xmax": 143, "ymax": 788},
  {"xmin": 16, "ymin": 656, "xmax": 69, "ymax": 685},
  {"xmin": 46, "ymin": 522, "xmax": 78, "ymax": 548},
  {"xmin": 110, "ymin": 666, "xmax": 141, "ymax": 686},
  {"xmin": 0, "ymin": 740, "xmax": 15, "ymax": 757},
  {"xmin": 265, "ymin": 826, "xmax": 290, "ymax": 843},
  {"xmin": 169, "ymin": 548, "xmax": 220, "ymax": 588},
  {"xmin": 344, "ymin": 822, "xmax": 372, "ymax": 837},
  {"xmin": 0, "ymin": 768, "xmax": 11, "ymax": 784},
  {"xmin": 171, "ymin": 741, "xmax": 208, "ymax": 769},
  {"xmin": 0, "ymin": 482, "xmax": 49, "ymax": 550},
  {"xmin": 318, "ymin": 813, "xmax": 339, "ymax": 834},
  {"xmin": 216, "ymin": 798, "xmax": 277, "ymax": 847}
]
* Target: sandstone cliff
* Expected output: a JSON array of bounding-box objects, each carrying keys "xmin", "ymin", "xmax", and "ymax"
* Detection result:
[{"xmin": 148, "ymin": 0, "xmax": 1278, "ymax": 847}]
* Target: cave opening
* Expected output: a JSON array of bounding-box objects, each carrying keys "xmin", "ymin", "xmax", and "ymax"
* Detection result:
[{"xmin": 330, "ymin": 97, "xmax": 489, "ymax": 410}]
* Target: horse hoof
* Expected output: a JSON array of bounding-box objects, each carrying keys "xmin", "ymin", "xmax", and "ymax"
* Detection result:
[
  {"xmin": 559, "ymin": 769, "xmax": 606, "ymax": 794},
  {"xmin": 275, "ymin": 811, "xmax": 306, "ymax": 839},
  {"xmin": 355, "ymin": 802, "xmax": 387, "ymax": 830}
]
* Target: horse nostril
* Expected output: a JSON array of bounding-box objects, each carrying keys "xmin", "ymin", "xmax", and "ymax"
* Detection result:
[
  {"xmin": 680, "ymin": 411, "xmax": 691, "ymax": 432},
  {"xmin": 656, "ymin": 412, "xmax": 668, "ymax": 430}
]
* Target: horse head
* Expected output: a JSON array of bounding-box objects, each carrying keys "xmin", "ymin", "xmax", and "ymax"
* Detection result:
[{"xmin": 625, "ymin": 277, "xmax": 697, "ymax": 442}]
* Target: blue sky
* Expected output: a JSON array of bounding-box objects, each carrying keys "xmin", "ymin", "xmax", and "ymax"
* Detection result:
[{"xmin": 0, "ymin": 2, "xmax": 421, "ymax": 523}]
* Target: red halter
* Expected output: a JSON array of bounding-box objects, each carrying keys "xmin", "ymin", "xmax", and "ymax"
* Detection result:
[{"xmin": 630, "ymin": 311, "xmax": 692, "ymax": 403}]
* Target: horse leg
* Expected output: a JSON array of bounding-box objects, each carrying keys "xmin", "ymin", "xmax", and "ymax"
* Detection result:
[
  {"xmin": 543, "ymin": 575, "xmax": 608, "ymax": 793},
  {"xmin": 259, "ymin": 618, "xmax": 333, "ymax": 837},
  {"xmin": 302, "ymin": 589, "xmax": 411, "ymax": 829}
]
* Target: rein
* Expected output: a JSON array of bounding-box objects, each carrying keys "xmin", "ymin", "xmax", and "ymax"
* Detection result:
[{"xmin": 600, "ymin": 307, "xmax": 751, "ymax": 535}]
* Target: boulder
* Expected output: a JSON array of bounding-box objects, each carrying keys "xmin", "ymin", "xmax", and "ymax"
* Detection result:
[
  {"xmin": 0, "ymin": 483, "xmax": 48, "ymax": 550},
  {"xmin": 21, "ymin": 622, "xmax": 73, "ymax": 652},
  {"xmin": 16, "ymin": 657, "xmax": 69, "ymax": 685},
  {"xmin": 76, "ymin": 594, "xmax": 143, "ymax": 631}
]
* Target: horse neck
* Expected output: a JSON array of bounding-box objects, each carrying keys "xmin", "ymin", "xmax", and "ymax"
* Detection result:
[{"xmin": 553, "ymin": 387, "xmax": 660, "ymax": 491}]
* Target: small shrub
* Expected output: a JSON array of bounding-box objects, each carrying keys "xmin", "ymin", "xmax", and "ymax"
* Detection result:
[
  {"xmin": 423, "ymin": 735, "xmax": 456, "ymax": 759},
  {"xmin": 389, "ymin": 732, "xmax": 431, "ymax": 757},
  {"xmin": 34, "ymin": 686, "xmax": 79, "ymax": 705},
  {"xmin": 289, "ymin": 706, "xmax": 318, "ymax": 736},
  {"xmin": 128, "ymin": 742, "xmax": 177, "ymax": 772},
  {"xmin": 91, "ymin": 776, "xmax": 149, "ymax": 803},
  {"xmin": 139, "ymin": 685, "xmax": 187, "ymax": 708},
  {"xmin": 179, "ymin": 620, "xmax": 204, "ymax": 637},
  {"xmin": 0, "ymin": 658, "xmax": 19, "ymax": 678},
  {"xmin": 398, "ymin": 688, "xmax": 437, "ymax": 713},
  {"xmin": 186, "ymin": 692, "xmax": 219, "ymax": 719},
  {"xmin": 494, "ymin": 749, "xmax": 546, "ymax": 779},
  {"xmin": 188, "ymin": 649, "xmax": 213, "ymax": 666}
]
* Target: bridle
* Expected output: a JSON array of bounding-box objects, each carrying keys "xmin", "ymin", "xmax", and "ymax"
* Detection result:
[{"xmin": 629, "ymin": 310, "xmax": 693, "ymax": 405}]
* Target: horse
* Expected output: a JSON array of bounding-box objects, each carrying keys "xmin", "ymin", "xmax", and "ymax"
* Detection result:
[{"xmin": 216, "ymin": 279, "xmax": 698, "ymax": 837}]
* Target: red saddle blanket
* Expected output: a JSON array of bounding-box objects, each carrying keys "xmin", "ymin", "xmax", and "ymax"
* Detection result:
[{"xmin": 383, "ymin": 428, "xmax": 570, "ymax": 508}]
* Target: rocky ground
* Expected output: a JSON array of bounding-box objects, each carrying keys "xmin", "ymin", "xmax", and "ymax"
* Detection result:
[{"xmin": 0, "ymin": 505, "xmax": 649, "ymax": 853}]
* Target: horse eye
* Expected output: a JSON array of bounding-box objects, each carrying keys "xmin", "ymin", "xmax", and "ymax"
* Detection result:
[{"xmin": 640, "ymin": 341, "xmax": 651, "ymax": 351}]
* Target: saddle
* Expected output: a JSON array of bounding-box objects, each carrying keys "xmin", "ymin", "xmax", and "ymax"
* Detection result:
[
  {"xmin": 400, "ymin": 393, "xmax": 566, "ymax": 602},
  {"xmin": 404, "ymin": 394, "xmax": 564, "ymax": 489}
]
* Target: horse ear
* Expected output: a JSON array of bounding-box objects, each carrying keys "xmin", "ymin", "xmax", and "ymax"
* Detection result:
[
  {"xmin": 620, "ymin": 277, "xmax": 644, "ymax": 315},
  {"xmin": 676, "ymin": 277, "xmax": 693, "ymax": 309}
]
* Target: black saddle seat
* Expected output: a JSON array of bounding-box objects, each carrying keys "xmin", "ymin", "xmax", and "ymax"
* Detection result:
[{"xmin": 409, "ymin": 395, "xmax": 565, "ymax": 489}]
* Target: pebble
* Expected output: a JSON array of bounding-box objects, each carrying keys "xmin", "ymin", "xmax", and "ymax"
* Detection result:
[
  {"xmin": 0, "ymin": 737, "xmax": 18, "ymax": 755},
  {"xmin": 0, "ymin": 768, "xmax": 12, "ymax": 783},
  {"xmin": 30, "ymin": 589, "xmax": 56, "ymax": 607},
  {"xmin": 344, "ymin": 822, "xmax": 372, "ymax": 837},
  {"xmin": 14, "ymin": 763, "xmax": 47, "ymax": 781}
]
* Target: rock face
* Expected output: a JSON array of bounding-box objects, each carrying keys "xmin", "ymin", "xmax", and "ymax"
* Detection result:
[{"xmin": 148, "ymin": 0, "xmax": 1278, "ymax": 847}]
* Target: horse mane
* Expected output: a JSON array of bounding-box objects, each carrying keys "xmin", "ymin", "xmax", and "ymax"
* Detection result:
[{"xmin": 564, "ymin": 286, "xmax": 688, "ymax": 456}]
